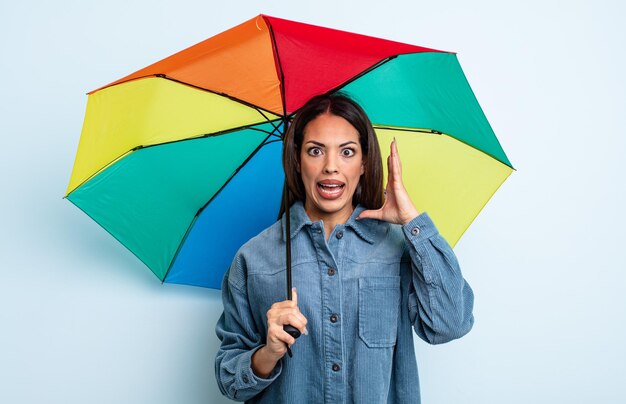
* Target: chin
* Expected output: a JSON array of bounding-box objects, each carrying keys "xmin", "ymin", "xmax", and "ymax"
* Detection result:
[{"xmin": 308, "ymin": 196, "xmax": 354, "ymax": 217}]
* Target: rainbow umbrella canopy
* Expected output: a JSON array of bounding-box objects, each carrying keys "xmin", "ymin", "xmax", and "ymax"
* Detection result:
[{"xmin": 65, "ymin": 15, "xmax": 513, "ymax": 289}]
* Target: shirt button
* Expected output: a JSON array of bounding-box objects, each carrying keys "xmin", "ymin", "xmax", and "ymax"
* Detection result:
[
  {"xmin": 411, "ymin": 227, "xmax": 420, "ymax": 236},
  {"xmin": 336, "ymin": 230, "xmax": 343, "ymax": 239},
  {"xmin": 327, "ymin": 268, "xmax": 336, "ymax": 276},
  {"xmin": 330, "ymin": 314, "xmax": 338, "ymax": 323},
  {"xmin": 242, "ymin": 375, "xmax": 249, "ymax": 383},
  {"xmin": 332, "ymin": 363, "xmax": 341, "ymax": 372}
]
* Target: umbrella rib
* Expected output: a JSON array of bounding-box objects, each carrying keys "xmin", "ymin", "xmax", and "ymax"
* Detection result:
[
  {"xmin": 373, "ymin": 125, "xmax": 443, "ymax": 134},
  {"xmin": 64, "ymin": 121, "xmax": 281, "ymax": 198},
  {"xmin": 123, "ymin": 74, "xmax": 282, "ymax": 120},
  {"xmin": 248, "ymin": 126, "xmax": 280, "ymax": 138},
  {"xmin": 162, "ymin": 127, "xmax": 282, "ymax": 283},
  {"xmin": 327, "ymin": 51, "xmax": 449, "ymax": 98},
  {"xmin": 263, "ymin": 16, "xmax": 288, "ymax": 119},
  {"xmin": 374, "ymin": 125, "xmax": 516, "ymax": 170},
  {"xmin": 255, "ymin": 107, "xmax": 282, "ymax": 130},
  {"xmin": 325, "ymin": 55, "xmax": 398, "ymax": 96},
  {"xmin": 194, "ymin": 127, "xmax": 282, "ymax": 217},
  {"xmin": 252, "ymin": 118, "xmax": 282, "ymax": 136},
  {"xmin": 263, "ymin": 138, "xmax": 284, "ymax": 145}
]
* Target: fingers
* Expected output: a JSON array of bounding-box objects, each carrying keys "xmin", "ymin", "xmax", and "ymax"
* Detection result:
[
  {"xmin": 387, "ymin": 141, "xmax": 397, "ymax": 185},
  {"xmin": 391, "ymin": 137, "xmax": 398, "ymax": 157},
  {"xmin": 268, "ymin": 322, "xmax": 298, "ymax": 346},
  {"xmin": 357, "ymin": 208, "xmax": 384, "ymax": 221},
  {"xmin": 267, "ymin": 297, "xmax": 308, "ymax": 334},
  {"xmin": 279, "ymin": 312, "xmax": 307, "ymax": 334},
  {"xmin": 265, "ymin": 327, "xmax": 295, "ymax": 360},
  {"xmin": 390, "ymin": 138, "xmax": 403, "ymax": 182},
  {"xmin": 268, "ymin": 305, "xmax": 307, "ymax": 329}
]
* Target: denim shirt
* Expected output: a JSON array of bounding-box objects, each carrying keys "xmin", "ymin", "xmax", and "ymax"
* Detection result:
[{"xmin": 215, "ymin": 201, "xmax": 474, "ymax": 403}]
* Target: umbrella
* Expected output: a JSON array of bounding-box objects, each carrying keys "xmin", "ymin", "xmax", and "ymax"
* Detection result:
[{"xmin": 65, "ymin": 14, "xmax": 513, "ymax": 290}]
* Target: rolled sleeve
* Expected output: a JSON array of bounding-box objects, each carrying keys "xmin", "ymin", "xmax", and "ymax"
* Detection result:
[
  {"xmin": 237, "ymin": 345, "xmax": 283, "ymax": 390},
  {"xmin": 402, "ymin": 212, "xmax": 439, "ymax": 243},
  {"xmin": 232, "ymin": 346, "xmax": 282, "ymax": 399}
]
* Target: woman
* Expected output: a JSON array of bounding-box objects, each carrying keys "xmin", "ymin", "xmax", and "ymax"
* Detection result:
[{"xmin": 215, "ymin": 94, "xmax": 474, "ymax": 403}]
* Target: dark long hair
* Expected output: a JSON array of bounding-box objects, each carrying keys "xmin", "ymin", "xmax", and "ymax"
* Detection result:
[{"xmin": 279, "ymin": 93, "xmax": 384, "ymax": 218}]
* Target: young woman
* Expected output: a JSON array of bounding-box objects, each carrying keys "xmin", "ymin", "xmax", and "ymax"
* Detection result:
[{"xmin": 215, "ymin": 94, "xmax": 474, "ymax": 403}]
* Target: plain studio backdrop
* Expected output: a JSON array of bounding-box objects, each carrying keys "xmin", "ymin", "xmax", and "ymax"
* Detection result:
[{"xmin": 1, "ymin": 1, "xmax": 624, "ymax": 403}]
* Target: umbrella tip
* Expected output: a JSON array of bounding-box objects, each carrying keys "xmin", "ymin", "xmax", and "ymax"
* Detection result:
[{"xmin": 255, "ymin": 15, "xmax": 264, "ymax": 31}]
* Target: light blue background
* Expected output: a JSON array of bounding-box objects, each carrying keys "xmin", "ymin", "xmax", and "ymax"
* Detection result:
[{"xmin": 1, "ymin": 1, "xmax": 624, "ymax": 403}]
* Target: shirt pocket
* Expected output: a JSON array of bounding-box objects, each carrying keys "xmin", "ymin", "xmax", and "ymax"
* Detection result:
[{"xmin": 358, "ymin": 276, "xmax": 401, "ymax": 348}]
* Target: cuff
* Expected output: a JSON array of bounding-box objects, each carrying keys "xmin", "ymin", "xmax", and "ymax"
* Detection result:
[
  {"xmin": 236, "ymin": 345, "xmax": 283, "ymax": 390},
  {"xmin": 402, "ymin": 212, "xmax": 439, "ymax": 243}
]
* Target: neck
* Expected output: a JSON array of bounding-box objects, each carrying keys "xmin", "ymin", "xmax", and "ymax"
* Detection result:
[{"xmin": 304, "ymin": 203, "xmax": 354, "ymax": 240}]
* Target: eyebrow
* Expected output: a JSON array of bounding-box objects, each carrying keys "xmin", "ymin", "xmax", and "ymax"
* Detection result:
[{"xmin": 305, "ymin": 140, "xmax": 358, "ymax": 147}]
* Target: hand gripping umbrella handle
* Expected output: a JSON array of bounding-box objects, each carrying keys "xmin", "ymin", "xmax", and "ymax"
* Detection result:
[{"xmin": 282, "ymin": 253, "xmax": 300, "ymax": 357}]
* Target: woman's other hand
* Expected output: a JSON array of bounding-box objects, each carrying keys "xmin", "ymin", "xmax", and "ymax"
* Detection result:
[
  {"xmin": 251, "ymin": 288, "xmax": 308, "ymax": 377},
  {"xmin": 358, "ymin": 139, "xmax": 420, "ymax": 225}
]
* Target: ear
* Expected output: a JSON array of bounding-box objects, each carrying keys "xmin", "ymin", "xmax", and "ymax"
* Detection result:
[{"xmin": 360, "ymin": 162, "xmax": 365, "ymax": 175}]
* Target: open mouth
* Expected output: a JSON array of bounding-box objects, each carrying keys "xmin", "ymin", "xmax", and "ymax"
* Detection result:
[{"xmin": 317, "ymin": 181, "xmax": 345, "ymax": 200}]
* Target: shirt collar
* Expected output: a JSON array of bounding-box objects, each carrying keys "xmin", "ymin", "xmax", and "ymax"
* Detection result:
[
  {"xmin": 281, "ymin": 201, "xmax": 377, "ymax": 244},
  {"xmin": 281, "ymin": 201, "xmax": 312, "ymax": 241}
]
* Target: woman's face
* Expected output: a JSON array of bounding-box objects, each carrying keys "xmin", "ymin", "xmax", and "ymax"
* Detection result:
[{"xmin": 299, "ymin": 112, "xmax": 365, "ymax": 223}]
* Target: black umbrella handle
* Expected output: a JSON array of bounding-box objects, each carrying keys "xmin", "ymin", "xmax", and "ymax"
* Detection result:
[{"xmin": 283, "ymin": 325, "xmax": 301, "ymax": 357}]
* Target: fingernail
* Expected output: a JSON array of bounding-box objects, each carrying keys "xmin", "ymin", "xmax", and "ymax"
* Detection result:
[{"xmin": 303, "ymin": 327, "xmax": 309, "ymax": 336}]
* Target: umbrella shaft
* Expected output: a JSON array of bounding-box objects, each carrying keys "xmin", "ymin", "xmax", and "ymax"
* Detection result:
[{"xmin": 284, "ymin": 182, "xmax": 293, "ymax": 300}]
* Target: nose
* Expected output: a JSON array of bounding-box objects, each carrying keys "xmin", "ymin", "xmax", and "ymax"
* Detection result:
[{"xmin": 323, "ymin": 152, "xmax": 339, "ymax": 174}]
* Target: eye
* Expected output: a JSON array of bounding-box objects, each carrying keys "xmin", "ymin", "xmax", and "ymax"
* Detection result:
[
  {"xmin": 307, "ymin": 147, "xmax": 323, "ymax": 156},
  {"xmin": 341, "ymin": 148, "xmax": 356, "ymax": 157}
]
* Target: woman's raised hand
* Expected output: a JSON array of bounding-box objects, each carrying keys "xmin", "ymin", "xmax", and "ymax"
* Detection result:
[
  {"xmin": 358, "ymin": 139, "xmax": 420, "ymax": 225},
  {"xmin": 252, "ymin": 288, "xmax": 308, "ymax": 377}
]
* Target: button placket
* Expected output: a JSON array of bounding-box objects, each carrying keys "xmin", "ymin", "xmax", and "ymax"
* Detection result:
[{"xmin": 310, "ymin": 221, "xmax": 344, "ymax": 402}]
